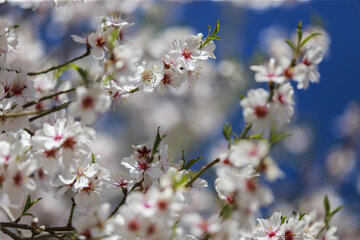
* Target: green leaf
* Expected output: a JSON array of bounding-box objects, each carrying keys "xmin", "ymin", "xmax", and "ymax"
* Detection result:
[
  {"xmin": 22, "ymin": 195, "xmax": 32, "ymax": 214},
  {"xmin": 323, "ymin": 195, "xmax": 344, "ymax": 229},
  {"xmin": 299, "ymin": 212, "xmax": 307, "ymax": 221},
  {"xmin": 269, "ymin": 129, "xmax": 292, "ymax": 146},
  {"xmin": 23, "ymin": 213, "xmax": 34, "ymax": 218},
  {"xmin": 239, "ymin": 93, "xmax": 245, "ymax": 100},
  {"xmin": 285, "ymin": 39, "xmax": 296, "ymax": 52},
  {"xmin": 91, "ymin": 153, "xmax": 96, "ymax": 163},
  {"xmin": 103, "ymin": 75, "xmax": 113, "ymax": 85},
  {"xmin": 249, "ymin": 134, "xmax": 266, "ymax": 140},
  {"xmin": 296, "ymin": 20, "xmax": 303, "ymax": 45},
  {"xmin": 281, "ymin": 215, "xmax": 287, "ymax": 225},
  {"xmin": 324, "ymin": 195, "xmax": 330, "ymax": 216},
  {"xmin": 183, "ymin": 156, "xmax": 203, "ymax": 170},
  {"xmin": 70, "ymin": 64, "xmax": 90, "ymax": 85},
  {"xmin": 223, "ymin": 123, "xmax": 232, "ymax": 141},
  {"xmin": 19, "ymin": 195, "xmax": 42, "ymax": 220},
  {"xmin": 199, "ymin": 20, "xmax": 221, "ymax": 49},
  {"xmin": 151, "ymin": 127, "xmax": 166, "ymax": 158},
  {"xmin": 54, "ymin": 64, "xmax": 71, "ymax": 79},
  {"xmin": 329, "ymin": 206, "xmax": 344, "ymax": 220},
  {"xmin": 300, "ymin": 32, "xmax": 322, "ymax": 48}
]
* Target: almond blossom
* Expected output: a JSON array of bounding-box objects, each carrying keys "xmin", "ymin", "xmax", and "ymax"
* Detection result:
[{"xmin": 68, "ymin": 84, "xmax": 111, "ymax": 124}]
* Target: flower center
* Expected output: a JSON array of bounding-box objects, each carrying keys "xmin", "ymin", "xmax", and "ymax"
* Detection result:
[
  {"xmin": 11, "ymin": 84, "xmax": 26, "ymax": 96},
  {"xmin": 246, "ymin": 179, "xmax": 257, "ymax": 192},
  {"xmin": 63, "ymin": 137, "xmax": 77, "ymax": 150},
  {"xmin": 44, "ymin": 149, "xmax": 56, "ymax": 158},
  {"xmin": 82, "ymin": 96, "xmax": 94, "ymax": 109},
  {"xmin": 13, "ymin": 171, "xmax": 23, "ymax": 186},
  {"xmin": 284, "ymin": 230, "xmax": 294, "ymax": 240},
  {"xmin": 182, "ymin": 48, "xmax": 192, "ymax": 59},
  {"xmin": 128, "ymin": 219, "xmax": 140, "ymax": 232},
  {"xmin": 96, "ymin": 37, "xmax": 106, "ymax": 47},
  {"xmin": 157, "ymin": 200, "xmax": 168, "ymax": 210},
  {"xmin": 254, "ymin": 105, "xmax": 268, "ymax": 118},
  {"xmin": 141, "ymin": 70, "xmax": 154, "ymax": 83},
  {"xmin": 162, "ymin": 73, "xmax": 172, "ymax": 85},
  {"xmin": 266, "ymin": 230, "xmax": 277, "ymax": 238}
]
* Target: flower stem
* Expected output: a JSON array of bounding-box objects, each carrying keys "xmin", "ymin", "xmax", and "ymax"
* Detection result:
[{"xmin": 186, "ymin": 158, "xmax": 220, "ymax": 188}]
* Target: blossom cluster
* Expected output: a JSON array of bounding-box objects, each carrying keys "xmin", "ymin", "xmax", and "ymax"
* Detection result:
[{"xmin": 0, "ymin": 3, "xmax": 343, "ymax": 240}]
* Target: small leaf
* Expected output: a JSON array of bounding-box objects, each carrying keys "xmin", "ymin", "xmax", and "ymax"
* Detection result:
[
  {"xmin": 285, "ymin": 39, "xmax": 296, "ymax": 52},
  {"xmin": 324, "ymin": 195, "xmax": 330, "ymax": 216},
  {"xmin": 223, "ymin": 123, "xmax": 231, "ymax": 141},
  {"xmin": 300, "ymin": 32, "xmax": 322, "ymax": 48},
  {"xmin": 22, "ymin": 195, "xmax": 32, "ymax": 214},
  {"xmin": 91, "ymin": 153, "xmax": 96, "ymax": 163},
  {"xmin": 239, "ymin": 93, "xmax": 245, "ymax": 100},
  {"xmin": 180, "ymin": 150, "xmax": 186, "ymax": 170},
  {"xmin": 70, "ymin": 64, "xmax": 90, "ymax": 85},
  {"xmin": 296, "ymin": 20, "xmax": 303, "ymax": 45},
  {"xmin": 184, "ymin": 156, "xmax": 203, "ymax": 170},
  {"xmin": 329, "ymin": 206, "xmax": 344, "ymax": 220},
  {"xmin": 199, "ymin": 20, "xmax": 221, "ymax": 49},
  {"xmin": 281, "ymin": 215, "xmax": 287, "ymax": 225},
  {"xmin": 23, "ymin": 213, "xmax": 35, "ymax": 218},
  {"xmin": 270, "ymin": 130, "xmax": 292, "ymax": 146},
  {"xmin": 299, "ymin": 212, "xmax": 307, "ymax": 221},
  {"xmin": 151, "ymin": 127, "xmax": 166, "ymax": 158},
  {"xmin": 54, "ymin": 65, "xmax": 71, "ymax": 79}
]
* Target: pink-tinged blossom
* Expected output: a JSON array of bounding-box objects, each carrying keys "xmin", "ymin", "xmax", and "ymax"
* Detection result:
[
  {"xmin": 32, "ymin": 117, "xmax": 94, "ymax": 167},
  {"xmin": 73, "ymin": 203, "xmax": 117, "ymax": 239},
  {"xmin": 68, "ymin": 84, "xmax": 111, "ymax": 125},
  {"xmin": 293, "ymin": 46, "xmax": 324, "ymax": 89},
  {"xmin": 87, "ymin": 25, "xmax": 111, "ymax": 60},
  {"xmin": 253, "ymin": 212, "xmax": 283, "ymax": 240},
  {"xmin": 240, "ymin": 88, "xmax": 272, "ymax": 133},
  {"xmin": 130, "ymin": 62, "xmax": 163, "ymax": 93},
  {"xmin": 157, "ymin": 68, "xmax": 182, "ymax": 95},
  {"xmin": 250, "ymin": 58, "xmax": 285, "ymax": 84},
  {"xmin": 280, "ymin": 217, "xmax": 306, "ymax": 240},
  {"xmin": 228, "ymin": 140, "xmax": 270, "ymax": 168},
  {"xmin": 169, "ymin": 33, "xmax": 214, "ymax": 71},
  {"xmin": 3, "ymin": 160, "xmax": 37, "ymax": 206},
  {"xmin": 182, "ymin": 213, "xmax": 220, "ymax": 238},
  {"xmin": 271, "ymin": 82, "xmax": 294, "ymax": 126}
]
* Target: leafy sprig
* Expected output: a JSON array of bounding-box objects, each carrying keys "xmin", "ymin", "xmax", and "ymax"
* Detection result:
[{"xmin": 199, "ymin": 20, "xmax": 221, "ymax": 49}]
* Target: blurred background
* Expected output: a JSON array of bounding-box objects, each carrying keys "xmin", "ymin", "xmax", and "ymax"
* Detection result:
[{"xmin": 1, "ymin": 0, "xmax": 360, "ymax": 238}]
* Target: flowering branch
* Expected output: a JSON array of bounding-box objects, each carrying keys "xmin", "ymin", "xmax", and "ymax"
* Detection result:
[
  {"xmin": 0, "ymin": 101, "xmax": 70, "ymax": 119},
  {"xmin": 27, "ymin": 45, "xmax": 91, "ymax": 76}
]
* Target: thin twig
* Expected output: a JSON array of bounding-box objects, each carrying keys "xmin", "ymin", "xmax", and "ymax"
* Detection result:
[
  {"xmin": 0, "ymin": 225, "xmax": 23, "ymax": 240},
  {"xmin": 67, "ymin": 198, "xmax": 76, "ymax": 227},
  {"xmin": 107, "ymin": 181, "xmax": 142, "ymax": 219},
  {"xmin": 23, "ymin": 88, "xmax": 76, "ymax": 109},
  {"xmin": 186, "ymin": 158, "xmax": 220, "ymax": 188},
  {"xmin": 0, "ymin": 102, "xmax": 70, "ymax": 120},
  {"xmin": 27, "ymin": 45, "xmax": 91, "ymax": 76}
]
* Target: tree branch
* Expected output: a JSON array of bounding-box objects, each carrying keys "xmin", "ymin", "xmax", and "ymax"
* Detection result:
[{"xmin": 27, "ymin": 45, "xmax": 91, "ymax": 76}]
